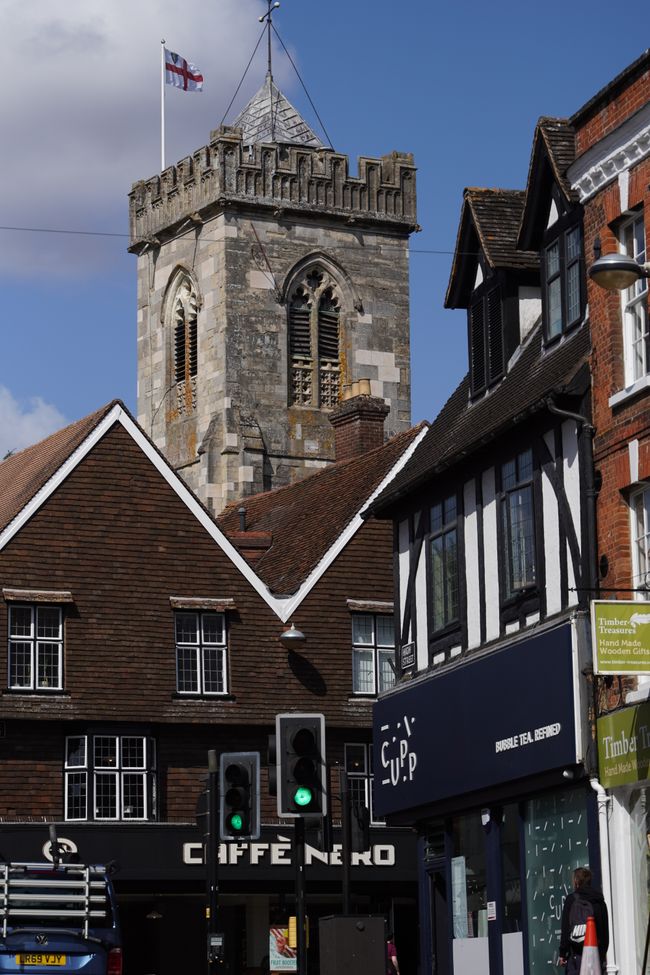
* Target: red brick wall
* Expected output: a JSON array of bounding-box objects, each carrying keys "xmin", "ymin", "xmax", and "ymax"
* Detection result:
[{"xmin": 577, "ymin": 74, "xmax": 650, "ymax": 594}]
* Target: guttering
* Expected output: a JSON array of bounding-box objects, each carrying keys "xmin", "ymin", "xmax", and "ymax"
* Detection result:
[{"xmin": 589, "ymin": 777, "xmax": 618, "ymax": 974}]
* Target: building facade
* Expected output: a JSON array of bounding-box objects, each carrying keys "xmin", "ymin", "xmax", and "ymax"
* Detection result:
[
  {"xmin": 130, "ymin": 76, "xmax": 417, "ymax": 514},
  {"xmin": 0, "ymin": 398, "xmax": 425, "ymax": 975},
  {"xmin": 569, "ymin": 51, "xmax": 650, "ymax": 975},
  {"xmin": 369, "ymin": 118, "xmax": 603, "ymax": 975}
]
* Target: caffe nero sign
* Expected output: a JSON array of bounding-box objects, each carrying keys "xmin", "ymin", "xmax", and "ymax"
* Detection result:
[{"xmin": 373, "ymin": 624, "xmax": 578, "ymax": 817}]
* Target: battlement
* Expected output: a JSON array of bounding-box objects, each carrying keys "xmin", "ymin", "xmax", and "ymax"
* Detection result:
[{"xmin": 129, "ymin": 127, "xmax": 417, "ymax": 248}]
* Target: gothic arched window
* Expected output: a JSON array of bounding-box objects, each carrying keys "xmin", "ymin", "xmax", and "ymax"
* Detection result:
[
  {"xmin": 171, "ymin": 277, "xmax": 198, "ymax": 414},
  {"xmin": 288, "ymin": 269, "xmax": 341, "ymax": 407}
]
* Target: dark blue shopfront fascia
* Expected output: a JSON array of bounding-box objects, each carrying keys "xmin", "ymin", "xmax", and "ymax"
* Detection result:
[{"xmin": 373, "ymin": 623, "xmax": 580, "ymax": 818}]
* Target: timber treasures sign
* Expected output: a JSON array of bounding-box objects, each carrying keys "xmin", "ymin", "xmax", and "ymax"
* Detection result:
[
  {"xmin": 597, "ymin": 701, "xmax": 650, "ymax": 787},
  {"xmin": 591, "ymin": 600, "xmax": 650, "ymax": 675}
]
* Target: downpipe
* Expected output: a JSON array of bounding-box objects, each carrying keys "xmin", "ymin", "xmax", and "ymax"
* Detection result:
[{"xmin": 590, "ymin": 777, "xmax": 618, "ymax": 974}]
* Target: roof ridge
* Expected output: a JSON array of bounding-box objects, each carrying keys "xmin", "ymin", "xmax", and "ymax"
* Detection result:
[{"xmin": 0, "ymin": 399, "xmax": 120, "ymax": 467}]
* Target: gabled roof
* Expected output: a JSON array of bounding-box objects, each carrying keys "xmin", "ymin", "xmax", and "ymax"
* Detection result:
[
  {"xmin": 371, "ymin": 319, "xmax": 590, "ymax": 514},
  {"xmin": 233, "ymin": 74, "xmax": 324, "ymax": 148},
  {"xmin": 217, "ymin": 423, "xmax": 428, "ymax": 595},
  {"xmin": 445, "ymin": 188, "xmax": 538, "ymax": 309},
  {"xmin": 0, "ymin": 402, "xmax": 118, "ymax": 534},
  {"xmin": 518, "ymin": 117, "xmax": 578, "ymax": 251},
  {"xmin": 0, "ymin": 400, "xmax": 427, "ymax": 621}
]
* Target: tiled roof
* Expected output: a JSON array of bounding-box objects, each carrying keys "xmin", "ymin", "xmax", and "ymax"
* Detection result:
[
  {"xmin": 445, "ymin": 188, "xmax": 538, "ymax": 308},
  {"xmin": 537, "ymin": 117, "xmax": 577, "ymax": 202},
  {"xmin": 217, "ymin": 424, "xmax": 427, "ymax": 595},
  {"xmin": 233, "ymin": 75, "xmax": 324, "ymax": 148},
  {"xmin": 372, "ymin": 320, "xmax": 591, "ymax": 511},
  {"xmin": 0, "ymin": 402, "xmax": 118, "ymax": 534},
  {"xmin": 518, "ymin": 118, "xmax": 577, "ymax": 251}
]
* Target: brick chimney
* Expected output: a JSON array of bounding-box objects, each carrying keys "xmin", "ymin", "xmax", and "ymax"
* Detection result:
[{"xmin": 329, "ymin": 381, "xmax": 390, "ymax": 461}]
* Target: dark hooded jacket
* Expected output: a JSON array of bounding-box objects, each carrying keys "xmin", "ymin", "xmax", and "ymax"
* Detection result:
[{"xmin": 559, "ymin": 885, "xmax": 609, "ymax": 960}]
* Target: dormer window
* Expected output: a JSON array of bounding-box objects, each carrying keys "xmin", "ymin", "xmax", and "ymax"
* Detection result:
[
  {"xmin": 469, "ymin": 284, "xmax": 503, "ymax": 396},
  {"xmin": 542, "ymin": 213, "xmax": 584, "ymax": 343}
]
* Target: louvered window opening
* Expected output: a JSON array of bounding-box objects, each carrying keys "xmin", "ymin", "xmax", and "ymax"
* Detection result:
[
  {"xmin": 289, "ymin": 280, "xmax": 341, "ymax": 408},
  {"xmin": 174, "ymin": 311, "xmax": 198, "ymax": 385}
]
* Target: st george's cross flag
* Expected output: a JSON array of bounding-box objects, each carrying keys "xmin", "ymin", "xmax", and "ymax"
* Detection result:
[{"xmin": 164, "ymin": 48, "xmax": 204, "ymax": 92}]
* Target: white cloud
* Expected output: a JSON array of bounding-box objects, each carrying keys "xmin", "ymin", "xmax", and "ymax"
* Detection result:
[
  {"xmin": 0, "ymin": 386, "xmax": 66, "ymax": 457},
  {"xmin": 0, "ymin": 0, "xmax": 291, "ymax": 276}
]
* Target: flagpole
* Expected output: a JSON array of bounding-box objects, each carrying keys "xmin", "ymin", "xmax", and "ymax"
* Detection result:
[{"xmin": 160, "ymin": 39, "xmax": 166, "ymax": 171}]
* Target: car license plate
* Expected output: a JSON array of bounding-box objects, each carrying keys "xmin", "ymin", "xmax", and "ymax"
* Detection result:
[{"xmin": 15, "ymin": 954, "xmax": 66, "ymax": 966}]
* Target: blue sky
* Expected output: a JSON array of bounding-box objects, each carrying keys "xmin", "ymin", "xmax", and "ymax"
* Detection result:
[{"xmin": 0, "ymin": 0, "xmax": 646, "ymax": 453}]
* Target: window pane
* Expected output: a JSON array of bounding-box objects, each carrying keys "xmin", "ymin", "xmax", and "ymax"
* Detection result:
[
  {"xmin": 547, "ymin": 277, "xmax": 562, "ymax": 338},
  {"xmin": 353, "ymin": 647, "xmax": 375, "ymax": 693},
  {"xmin": 95, "ymin": 773, "xmax": 118, "ymax": 819},
  {"xmin": 378, "ymin": 649, "xmax": 395, "ymax": 692},
  {"xmin": 452, "ymin": 814, "xmax": 488, "ymax": 939},
  {"xmin": 507, "ymin": 486, "xmax": 536, "ymax": 590},
  {"xmin": 94, "ymin": 737, "xmax": 118, "ymax": 769},
  {"xmin": 348, "ymin": 775, "xmax": 367, "ymax": 810},
  {"xmin": 518, "ymin": 449, "xmax": 533, "ymax": 482},
  {"xmin": 629, "ymin": 301, "xmax": 649, "ymax": 381},
  {"xmin": 566, "ymin": 227, "xmax": 581, "ymax": 262},
  {"xmin": 445, "ymin": 530, "xmax": 459, "ymax": 622},
  {"xmin": 203, "ymin": 646, "xmax": 225, "ymax": 694},
  {"xmin": 9, "ymin": 642, "xmax": 32, "ymax": 687},
  {"xmin": 37, "ymin": 607, "xmax": 61, "ymax": 639},
  {"xmin": 567, "ymin": 261, "xmax": 580, "ymax": 324},
  {"xmin": 444, "ymin": 495, "xmax": 457, "ymax": 524},
  {"xmin": 202, "ymin": 613, "xmax": 224, "ymax": 645},
  {"xmin": 176, "ymin": 646, "xmax": 199, "ymax": 693},
  {"xmin": 10, "ymin": 607, "xmax": 32, "ymax": 637},
  {"xmin": 633, "ymin": 490, "xmax": 650, "ymax": 587},
  {"xmin": 36, "ymin": 642, "xmax": 60, "ymax": 689},
  {"xmin": 376, "ymin": 615, "xmax": 394, "ymax": 647},
  {"xmin": 352, "ymin": 614, "xmax": 374, "ymax": 646},
  {"xmin": 121, "ymin": 737, "xmax": 145, "ymax": 769},
  {"xmin": 122, "ymin": 773, "xmax": 145, "ymax": 819},
  {"xmin": 431, "ymin": 502, "xmax": 443, "ymax": 533},
  {"xmin": 175, "ymin": 612, "xmax": 198, "ymax": 644},
  {"xmin": 345, "ymin": 744, "xmax": 367, "ymax": 774},
  {"xmin": 66, "ymin": 736, "xmax": 86, "ymax": 768},
  {"xmin": 66, "ymin": 772, "xmax": 87, "ymax": 820},
  {"xmin": 546, "ymin": 241, "xmax": 559, "ymax": 277},
  {"xmin": 502, "ymin": 459, "xmax": 516, "ymax": 491}
]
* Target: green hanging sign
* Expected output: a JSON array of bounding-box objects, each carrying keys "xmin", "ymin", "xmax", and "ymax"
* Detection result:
[
  {"xmin": 597, "ymin": 701, "xmax": 650, "ymax": 787},
  {"xmin": 591, "ymin": 600, "xmax": 650, "ymax": 675}
]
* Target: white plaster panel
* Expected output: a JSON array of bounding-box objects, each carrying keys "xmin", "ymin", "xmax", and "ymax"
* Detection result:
[
  {"xmin": 562, "ymin": 420, "xmax": 581, "ymax": 607},
  {"xmin": 398, "ymin": 519, "xmax": 412, "ymax": 658},
  {"xmin": 518, "ymin": 286, "xmax": 542, "ymax": 342},
  {"xmin": 482, "ymin": 468, "xmax": 500, "ymax": 641},
  {"xmin": 415, "ymin": 526, "xmax": 429, "ymax": 668},
  {"xmin": 542, "ymin": 429, "xmax": 562, "ymax": 618},
  {"xmin": 546, "ymin": 198, "xmax": 559, "ymax": 229},
  {"xmin": 463, "ymin": 478, "xmax": 481, "ymax": 649}
]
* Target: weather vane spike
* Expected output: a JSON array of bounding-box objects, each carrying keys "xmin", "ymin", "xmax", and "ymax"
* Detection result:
[{"xmin": 258, "ymin": 1, "xmax": 280, "ymax": 80}]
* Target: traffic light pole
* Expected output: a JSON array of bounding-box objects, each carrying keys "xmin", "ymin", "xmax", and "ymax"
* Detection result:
[
  {"xmin": 207, "ymin": 750, "xmax": 219, "ymax": 975},
  {"xmin": 339, "ymin": 767, "xmax": 351, "ymax": 915},
  {"xmin": 294, "ymin": 817, "xmax": 308, "ymax": 975}
]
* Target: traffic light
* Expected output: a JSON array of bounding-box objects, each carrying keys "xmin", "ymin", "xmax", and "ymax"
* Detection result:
[
  {"xmin": 276, "ymin": 713, "xmax": 327, "ymax": 818},
  {"xmin": 219, "ymin": 752, "xmax": 260, "ymax": 840},
  {"xmin": 267, "ymin": 734, "xmax": 277, "ymax": 797}
]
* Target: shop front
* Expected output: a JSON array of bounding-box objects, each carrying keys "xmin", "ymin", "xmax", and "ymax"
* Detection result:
[
  {"xmin": 373, "ymin": 621, "xmax": 596, "ymax": 975},
  {"xmin": 597, "ymin": 699, "xmax": 650, "ymax": 975},
  {"xmin": 3, "ymin": 822, "xmax": 418, "ymax": 975}
]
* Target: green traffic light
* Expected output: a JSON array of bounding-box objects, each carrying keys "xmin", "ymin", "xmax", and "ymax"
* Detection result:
[
  {"xmin": 293, "ymin": 786, "xmax": 313, "ymax": 807},
  {"xmin": 229, "ymin": 813, "xmax": 244, "ymax": 832}
]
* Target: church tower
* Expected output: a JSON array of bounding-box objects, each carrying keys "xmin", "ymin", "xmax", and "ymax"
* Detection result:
[{"xmin": 129, "ymin": 61, "xmax": 417, "ymax": 514}]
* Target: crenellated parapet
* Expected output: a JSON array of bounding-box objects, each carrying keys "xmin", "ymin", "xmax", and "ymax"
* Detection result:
[{"xmin": 128, "ymin": 126, "xmax": 417, "ymax": 249}]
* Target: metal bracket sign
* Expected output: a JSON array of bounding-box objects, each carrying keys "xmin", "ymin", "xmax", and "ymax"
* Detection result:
[{"xmin": 400, "ymin": 642, "xmax": 416, "ymax": 672}]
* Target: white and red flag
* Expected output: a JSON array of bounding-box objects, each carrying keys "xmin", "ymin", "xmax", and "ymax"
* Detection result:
[{"xmin": 164, "ymin": 48, "xmax": 204, "ymax": 92}]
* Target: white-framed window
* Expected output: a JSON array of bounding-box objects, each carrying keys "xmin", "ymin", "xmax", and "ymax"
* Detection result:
[
  {"xmin": 64, "ymin": 734, "xmax": 156, "ymax": 822},
  {"xmin": 352, "ymin": 612, "xmax": 395, "ymax": 695},
  {"xmin": 620, "ymin": 213, "xmax": 649, "ymax": 385},
  {"xmin": 8, "ymin": 605, "xmax": 63, "ymax": 691},
  {"xmin": 175, "ymin": 611, "xmax": 227, "ymax": 695},
  {"xmin": 631, "ymin": 486, "xmax": 650, "ymax": 598},
  {"xmin": 345, "ymin": 743, "xmax": 384, "ymax": 825}
]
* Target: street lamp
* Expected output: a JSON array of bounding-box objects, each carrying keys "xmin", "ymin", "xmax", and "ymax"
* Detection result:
[
  {"xmin": 589, "ymin": 251, "xmax": 650, "ymax": 291},
  {"xmin": 279, "ymin": 622, "xmax": 306, "ymax": 650}
]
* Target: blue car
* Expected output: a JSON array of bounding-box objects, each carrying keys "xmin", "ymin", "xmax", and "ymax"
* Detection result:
[{"xmin": 0, "ymin": 861, "xmax": 122, "ymax": 975}]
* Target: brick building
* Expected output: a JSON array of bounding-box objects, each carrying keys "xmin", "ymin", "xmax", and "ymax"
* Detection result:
[
  {"xmin": 0, "ymin": 396, "xmax": 425, "ymax": 975},
  {"xmin": 568, "ymin": 50, "xmax": 650, "ymax": 975}
]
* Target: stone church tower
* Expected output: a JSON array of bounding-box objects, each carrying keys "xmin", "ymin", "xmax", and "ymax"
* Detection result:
[{"xmin": 129, "ymin": 72, "xmax": 417, "ymax": 514}]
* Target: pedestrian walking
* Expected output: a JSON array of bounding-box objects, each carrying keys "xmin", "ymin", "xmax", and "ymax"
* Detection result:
[
  {"xmin": 386, "ymin": 932, "xmax": 400, "ymax": 975},
  {"xmin": 558, "ymin": 867, "xmax": 609, "ymax": 974}
]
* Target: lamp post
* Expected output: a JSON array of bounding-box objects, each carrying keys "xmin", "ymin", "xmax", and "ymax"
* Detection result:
[{"xmin": 588, "ymin": 251, "xmax": 650, "ymax": 291}]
